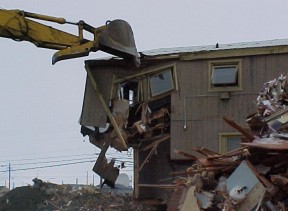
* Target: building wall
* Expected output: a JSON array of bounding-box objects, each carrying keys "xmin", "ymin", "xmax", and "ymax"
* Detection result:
[
  {"xmin": 170, "ymin": 53, "xmax": 288, "ymax": 159},
  {"xmin": 81, "ymin": 52, "xmax": 288, "ymax": 201}
]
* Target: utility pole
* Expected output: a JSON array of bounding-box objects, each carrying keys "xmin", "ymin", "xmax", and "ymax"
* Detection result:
[
  {"xmin": 8, "ymin": 163, "xmax": 11, "ymax": 190},
  {"xmin": 86, "ymin": 171, "xmax": 88, "ymax": 185}
]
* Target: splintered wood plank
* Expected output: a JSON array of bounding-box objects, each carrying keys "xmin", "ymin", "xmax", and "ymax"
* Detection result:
[
  {"xmin": 242, "ymin": 141, "xmax": 288, "ymax": 150},
  {"xmin": 139, "ymin": 144, "xmax": 158, "ymax": 172},
  {"xmin": 223, "ymin": 116, "xmax": 255, "ymax": 142}
]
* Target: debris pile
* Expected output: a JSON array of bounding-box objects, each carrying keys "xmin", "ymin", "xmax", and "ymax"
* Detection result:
[
  {"xmin": 0, "ymin": 178, "xmax": 156, "ymax": 211},
  {"xmin": 167, "ymin": 74, "xmax": 288, "ymax": 211},
  {"xmin": 245, "ymin": 73, "xmax": 288, "ymax": 149}
]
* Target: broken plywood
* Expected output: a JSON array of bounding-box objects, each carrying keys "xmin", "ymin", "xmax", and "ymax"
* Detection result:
[{"xmin": 179, "ymin": 186, "xmax": 200, "ymax": 211}]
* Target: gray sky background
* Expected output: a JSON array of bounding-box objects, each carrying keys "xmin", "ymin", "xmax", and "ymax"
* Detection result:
[{"xmin": 1, "ymin": 0, "xmax": 288, "ymax": 187}]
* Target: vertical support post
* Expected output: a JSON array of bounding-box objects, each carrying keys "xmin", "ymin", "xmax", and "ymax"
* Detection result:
[
  {"xmin": 133, "ymin": 148, "xmax": 139, "ymax": 199},
  {"xmin": 86, "ymin": 171, "xmax": 88, "ymax": 185},
  {"xmin": 100, "ymin": 177, "xmax": 103, "ymax": 187},
  {"xmin": 8, "ymin": 163, "xmax": 11, "ymax": 190}
]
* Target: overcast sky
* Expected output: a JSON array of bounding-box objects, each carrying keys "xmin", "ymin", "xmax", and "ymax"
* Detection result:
[{"xmin": 1, "ymin": 0, "xmax": 288, "ymax": 187}]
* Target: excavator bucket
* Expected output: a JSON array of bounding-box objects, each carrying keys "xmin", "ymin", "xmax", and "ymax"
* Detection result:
[
  {"xmin": 52, "ymin": 19, "xmax": 140, "ymax": 65},
  {"xmin": 99, "ymin": 19, "xmax": 140, "ymax": 66}
]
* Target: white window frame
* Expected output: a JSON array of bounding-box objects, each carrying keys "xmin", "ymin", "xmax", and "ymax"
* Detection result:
[
  {"xmin": 209, "ymin": 59, "xmax": 242, "ymax": 92},
  {"xmin": 149, "ymin": 67, "xmax": 176, "ymax": 97}
]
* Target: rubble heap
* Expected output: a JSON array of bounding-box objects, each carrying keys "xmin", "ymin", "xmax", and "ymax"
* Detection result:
[
  {"xmin": 246, "ymin": 73, "xmax": 288, "ymax": 138},
  {"xmin": 0, "ymin": 178, "xmax": 156, "ymax": 211},
  {"xmin": 167, "ymin": 74, "xmax": 288, "ymax": 211}
]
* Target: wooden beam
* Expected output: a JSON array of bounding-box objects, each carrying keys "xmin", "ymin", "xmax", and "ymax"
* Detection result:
[
  {"xmin": 140, "ymin": 134, "xmax": 170, "ymax": 151},
  {"xmin": 85, "ymin": 65, "xmax": 127, "ymax": 150},
  {"xmin": 245, "ymin": 160, "xmax": 273, "ymax": 188},
  {"xmin": 133, "ymin": 148, "xmax": 140, "ymax": 199},
  {"xmin": 139, "ymin": 144, "xmax": 158, "ymax": 172},
  {"xmin": 207, "ymin": 146, "xmax": 249, "ymax": 159},
  {"xmin": 223, "ymin": 116, "xmax": 255, "ymax": 142},
  {"xmin": 174, "ymin": 150, "xmax": 197, "ymax": 160},
  {"xmin": 138, "ymin": 184, "xmax": 176, "ymax": 189},
  {"xmin": 113, "ymin": 64, "xmax": 177, "ymax": 83}
]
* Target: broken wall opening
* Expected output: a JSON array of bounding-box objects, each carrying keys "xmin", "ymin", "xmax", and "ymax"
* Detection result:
[{"xmin": 80, "ymin": 61, "xmax": 178, "ymax": 198}]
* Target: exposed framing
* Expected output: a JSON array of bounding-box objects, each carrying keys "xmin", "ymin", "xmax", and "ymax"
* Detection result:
[
  {"xmin": 208, "ymin": 59, "xmax": 242, "ymax": 92},
  {"xmin": 111, "ymin": 64, "xmax": 178, "ymax": 103}
]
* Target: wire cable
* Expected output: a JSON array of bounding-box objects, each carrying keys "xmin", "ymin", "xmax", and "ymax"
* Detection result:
[
  {"xmin": 0, "ymin": 160, "xmax": 95, "ymax": 173},
  {"xmin": 0, "ymin": 153, "xmax": 98, "ymax": 163}
]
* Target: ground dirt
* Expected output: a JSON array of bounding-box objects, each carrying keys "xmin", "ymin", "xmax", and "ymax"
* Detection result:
[{"xmin": 0, "ymin": 180, "xmax": 164, "ymax": 211}]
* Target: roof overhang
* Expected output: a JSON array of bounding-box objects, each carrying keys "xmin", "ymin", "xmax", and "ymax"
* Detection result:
[{"xmin": 86, "ymin": 39, "xmax": 288, "ymax": 66}]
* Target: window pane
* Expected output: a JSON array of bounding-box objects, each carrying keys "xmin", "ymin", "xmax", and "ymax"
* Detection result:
[
  {"xmin": 226, "ymin": 137, "xmax": 241, "ymax": 152},
  {"xmin": 149, "ymin": 70, "xmax": 174, "ymax": 97},
  {"xmin": 212, "ymin": 66, "xmax": 238, "ymax": 85}
]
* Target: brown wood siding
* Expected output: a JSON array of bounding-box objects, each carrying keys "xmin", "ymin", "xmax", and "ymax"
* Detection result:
[
  {"xmin": 171, "ymin": 53, "xmax": 288, "ymax": 159},
  {"xmin": 80, "ymin": 65, "xmax": 134, "ymax": 127}
]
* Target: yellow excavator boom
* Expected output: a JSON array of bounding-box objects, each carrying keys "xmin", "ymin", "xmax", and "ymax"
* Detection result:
[{"xmin": 0, "ymin": 9, "xmax": 140, "ymax": 65}]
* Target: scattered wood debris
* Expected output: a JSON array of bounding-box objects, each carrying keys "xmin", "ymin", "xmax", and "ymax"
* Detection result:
[
  {"xmin": 167, "ymin": 74, "xmax": 288, "ymax": 210},
  {"xmin": 0, "ymin": 178, "xmax": 157, "ymax": 211}
]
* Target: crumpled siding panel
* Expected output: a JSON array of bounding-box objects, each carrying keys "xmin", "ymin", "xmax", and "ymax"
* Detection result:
[{"xmin": 79, "ymin": 67, "xmax": 113, "ymax": 127}]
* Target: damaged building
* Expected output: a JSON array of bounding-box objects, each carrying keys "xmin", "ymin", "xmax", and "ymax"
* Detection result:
[{"xmin": 79, "ymin": 38, "xmax": 288, "ymax": 204}]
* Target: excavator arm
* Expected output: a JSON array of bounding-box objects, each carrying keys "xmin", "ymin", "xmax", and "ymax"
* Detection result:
[
  {"xmin": 0, "ymin": 9, "xmax": 140, "ymax": 65},
  {"xmin": 0, "ymin": 9, "xmax": 140, "ymax": 184}
]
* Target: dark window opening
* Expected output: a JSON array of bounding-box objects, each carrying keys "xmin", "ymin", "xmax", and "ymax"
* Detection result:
[{"xmin": 119, "ymin": 81, "xmax": 138, "ymax": 104}]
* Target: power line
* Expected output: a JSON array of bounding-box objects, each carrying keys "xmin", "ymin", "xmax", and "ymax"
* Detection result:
[
  {"xmin": 10, "ymin": 156, "xmax": 98, "ymax": 166},
  {"xmin": 0, "ymin": 156, "xmax": 133, "ymax": 168},
  {"xmin": 0, "ymin": 147, "xmax": 133, "ymax": 164},
  {"xmin": 0, "ymin": 153, "xmax": 98, "ymax": 164},
  {"xmin": 0, "ymin": 160, "xmax": 95, "ymax": 173}
]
